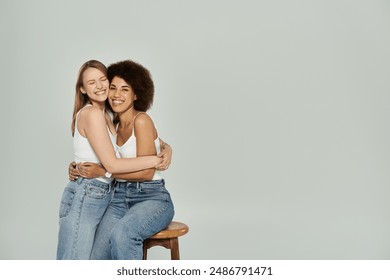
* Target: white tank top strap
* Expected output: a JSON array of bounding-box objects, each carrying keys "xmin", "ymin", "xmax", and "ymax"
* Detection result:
[
  {"xmin": 132, "ymin": 112, "xmax": 145, "ymax": 123},
  {"xmin": 78, "ymin": 104, "xmax": 106, "ymax": 116},
  {"xmin": 75, "ymin": 104, "xmax": 92, "ymax": 128},
  {"xmin": 130, "ymin": 112, "xmax": 146, "ymax": 134},
  {"xmin": 76, "ymin": 103, "xmax": 92, "ymax": 116}
]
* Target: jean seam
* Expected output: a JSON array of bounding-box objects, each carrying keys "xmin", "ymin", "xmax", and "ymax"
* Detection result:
[
  {"xmin": 71, "ymin": 184, "xmax": 87, "ymax": 259},
  {"xmin": 140, "ymin": 200, "xmax": 172, "ymax": 236}
]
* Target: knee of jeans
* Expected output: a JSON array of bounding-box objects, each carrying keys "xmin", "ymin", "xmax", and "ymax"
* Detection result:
[{"xmin": 110, "ymin": 223, "xmax": 140, "ymax": 245}]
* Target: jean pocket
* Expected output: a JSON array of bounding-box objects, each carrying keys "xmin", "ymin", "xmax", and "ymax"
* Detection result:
[
  {"xmin": 59, "ymin": 186, "xmax": 76, "ymax": 218},
  {"xmin": 85, "ymin": 183, "xmax": 110, "ymax": 199}
]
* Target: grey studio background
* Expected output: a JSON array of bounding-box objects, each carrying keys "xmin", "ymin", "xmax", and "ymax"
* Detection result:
[{"xmin": 1, "ymin": 0, "xmax": 390, "ymax": 259}]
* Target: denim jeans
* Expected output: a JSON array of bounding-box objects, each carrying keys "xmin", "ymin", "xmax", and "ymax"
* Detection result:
[
  {"xmin": 90, "ymin": 179, "xmax": 174, "ymax": 260},
  {"xmin": 56, "ymin": 178, "xmax": 114, "ymax": 260}
]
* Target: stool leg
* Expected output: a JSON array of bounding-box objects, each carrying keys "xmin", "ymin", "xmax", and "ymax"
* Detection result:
[
  {"xmin": 170, "ymin": 238, "xmax": 180, "ymax": 260},
  {"xmin": 142, "ymin": 243, "xmax": 148, "ymax": 260}
]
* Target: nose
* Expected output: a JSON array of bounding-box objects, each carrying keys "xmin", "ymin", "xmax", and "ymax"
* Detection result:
[
  {"xmin": 111, "ymin": 88, "xmax": 120, "ymax": 97},
  {"xmin": 96, "ymin": 80, "xmax": 103, "ymax": 89},
  {"xmin": 109, "ymin": 89, "xmax": 118, "ymax": 100}
]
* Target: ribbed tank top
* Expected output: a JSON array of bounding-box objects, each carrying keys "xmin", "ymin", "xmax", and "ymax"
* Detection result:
[
  {"xmin": 73, "ymin": 104, "xmax": 118, "ymax": 183},
  {"xmin": 116, "ymin": 112, "xmax": 163, "ymax": 182}
]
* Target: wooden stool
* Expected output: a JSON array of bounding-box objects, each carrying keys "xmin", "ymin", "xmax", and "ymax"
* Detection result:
[{"xmin": 143, "ymin": 221, "xmax": 189, "ymax": 260}]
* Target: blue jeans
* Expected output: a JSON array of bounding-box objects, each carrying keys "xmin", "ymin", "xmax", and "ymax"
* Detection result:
[
  {"xmin": 90, "ymin": 179, "xmax": 174, "ymax": 260},
  {"xmin": 56, "ymin": 178, "xmax": 114, "ymax": 260}
]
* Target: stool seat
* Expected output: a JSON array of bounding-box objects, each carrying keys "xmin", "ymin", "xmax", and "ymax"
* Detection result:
[
  {"xmin": 148, "ymin": 221, "xmax": 189, "ymax": 239},
  {"xmin": 143, "ymin": 221, "xmax": 189, "ymax": 260}
]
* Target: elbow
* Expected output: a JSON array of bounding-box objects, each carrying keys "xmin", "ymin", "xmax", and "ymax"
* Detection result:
[{"xmin": 102, "ymin": 162, "xmax": 116, "ymax": 174}]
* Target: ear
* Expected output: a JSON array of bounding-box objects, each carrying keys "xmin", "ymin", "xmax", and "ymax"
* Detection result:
[
  {"xmin": 134, "ymin": 95, "xmax": 138, "ymax": 100},
  {"xmin": 80, "ymin": 86, "xmax": 86, "ymax": 94}
]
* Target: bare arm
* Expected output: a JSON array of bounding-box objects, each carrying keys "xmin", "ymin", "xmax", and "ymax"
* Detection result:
[
  {"xmin": 80, "ymin": 107, "xmax": 161, "ymax": 173},
  {"xmin": 71, "ymin": 122, "xmax": 172, "ymax": 179},
  {"xmin": 71, "ymin": 139, "xmax": 172, "ymax": 179}
]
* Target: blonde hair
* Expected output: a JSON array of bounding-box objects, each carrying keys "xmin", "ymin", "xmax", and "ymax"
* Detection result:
[{"xmin": 71, "ymin": 60, "xmax": 108, "ymax": 136}]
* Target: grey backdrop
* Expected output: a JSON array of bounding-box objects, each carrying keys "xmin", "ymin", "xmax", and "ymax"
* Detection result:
[{"xmin": 1, "ymin": 0, "xmax": 390, "ymax": 259}]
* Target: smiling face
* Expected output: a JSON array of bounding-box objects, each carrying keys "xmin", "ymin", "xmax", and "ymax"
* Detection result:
[
  {"xmin": 80, "ymin": 67, "xmax": 109, "ymax": 105},
  {"xmin": 108, "ymin": 76, "xmax": 137, "ymax": 113}
]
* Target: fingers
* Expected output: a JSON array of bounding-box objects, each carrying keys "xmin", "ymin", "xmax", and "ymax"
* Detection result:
[
  {"xmin": 69, "ymin": 161, "xmax": 76, "ymax": 168},
  {"xmin": 77, "ymin": 165, "xmax": 86, "ymax": 175},
  {"xmin": 157, "ymin": 153, "xmax": 171, "ymax": 166},
  {"xmin": 161, "ymin": 155, "xmax": 171, "ymax": 167},
  {"xmin": 80, "ymin": 162, "xmax": 93, "ymax": 167},
  {"xmin": 77, "ymin": 169, "xmax": 89, "ymax": 178},
  {"xmin": 155, "ymin": 161, "xmax": 170, "ymax": 171},
  {"xmin": 68, "ymin": 163, "xmax": 79, "ymax": 181},
  {"xmin": 156, "ymin": 165, "xmax": 169, "ymax": 171},
  {"xmin": 77, "ymin": 164, "xmax": 94, "ymax": 178},
  {"xmin": 68, "ymin": 162, "xmax": 94, "ymax": 180}
]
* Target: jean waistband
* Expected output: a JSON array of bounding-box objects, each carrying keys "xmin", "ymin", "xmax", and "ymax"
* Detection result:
[{"xmin": 115, "ymin": 179, "xmax": 165, "ymax": 188}]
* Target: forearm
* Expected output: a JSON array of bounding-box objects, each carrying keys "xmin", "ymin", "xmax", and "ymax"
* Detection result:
[
  {"xmin": 84, "ymin": 110, "xmax": 160, "ymax": 174},
  {"xmin": 103, "ymin": 156, "xmax": 158, "ymax": 174},
  {"xmin": 113, "ymin": 168, "xmax": 156, "ymax": 181}
]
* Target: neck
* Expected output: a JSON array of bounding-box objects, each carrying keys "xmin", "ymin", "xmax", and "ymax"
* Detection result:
[
  {"xmin": 118, "ymin": 107, "xmax": 137, "ymax": 127},
  {"xmin": 89, "ymin": 100, "xmax": 106, "ymax": 110}
]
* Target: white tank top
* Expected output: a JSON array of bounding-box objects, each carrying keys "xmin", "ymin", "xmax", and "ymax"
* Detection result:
[
  {"xmin": 116, "ymin": 112, "xmax": 163, "ymax": 182},
  {"xmin": 73, "ymin": 104, "xmax": 118, "ymax": 183}
]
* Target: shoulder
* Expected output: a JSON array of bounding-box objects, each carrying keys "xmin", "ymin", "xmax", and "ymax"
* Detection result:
[
  {"xmin": 79, "ymin": 106, "xmax": 105, "ymax": 123},
  {"xmin": 80, "ymin": 106, "xmax": 102, "ymax": 116},
  {"xmin": 134, "ymin": 112, "xmax": 154, "ymax": 127},
  {"xmin": 133, "ymin": 112, "xmax": 156, "ymax": 136}
]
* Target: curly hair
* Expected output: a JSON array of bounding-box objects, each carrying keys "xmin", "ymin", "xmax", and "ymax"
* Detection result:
[{"xmin": 107, "ymin": 60, "xmax": 154, "ymax": 112}]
